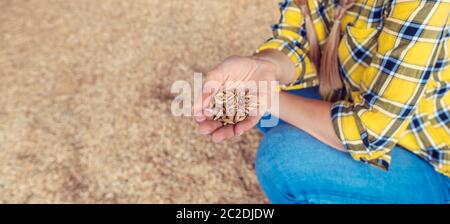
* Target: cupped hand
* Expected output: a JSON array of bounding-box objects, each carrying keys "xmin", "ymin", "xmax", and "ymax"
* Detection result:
[{"xmin": 193, "ymin": 55, "xmax": 279, "ymax": 143}]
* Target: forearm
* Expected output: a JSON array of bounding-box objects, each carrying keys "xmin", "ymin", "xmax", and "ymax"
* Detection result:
[{"xmin": 273, "ymin": 91, "xmax": 346, "ymax": 152}]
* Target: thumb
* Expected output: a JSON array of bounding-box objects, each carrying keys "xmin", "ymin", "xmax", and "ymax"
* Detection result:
[{"xmin": 192, "ymin": 69, "xmax": 224, "ymax": 121}]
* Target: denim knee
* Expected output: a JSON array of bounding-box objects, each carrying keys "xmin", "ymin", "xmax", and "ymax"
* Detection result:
[
  {"xmin": 256, "ymin": 124, "xmax": 322, "ymax": 170},
  {"xmin": 255, "ymin": 124, "xmax": 322, "ymax": 203}
]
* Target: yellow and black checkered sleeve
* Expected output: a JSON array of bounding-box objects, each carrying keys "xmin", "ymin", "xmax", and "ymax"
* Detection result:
[
  {"xmin": 257, "ymin": 0, "xmax": 318, "ymax": 89},
  {"xmin": 331, "ymin": 1, "xmax": 450, "ymax": 170}
]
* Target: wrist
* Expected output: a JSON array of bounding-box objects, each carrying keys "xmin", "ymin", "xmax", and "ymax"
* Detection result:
[
  {"xmin": 253, "ymin": 49, "xmax": 297, "ymax": 85},
  {"xmin": 252, "ymin": 51, "xmax": 282, "ymax": 81}
]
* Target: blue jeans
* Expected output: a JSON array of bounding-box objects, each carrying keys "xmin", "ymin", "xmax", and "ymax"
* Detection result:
[{"xmin": 256, "ymin": 87, "xmax": 450, "ymax": 204}]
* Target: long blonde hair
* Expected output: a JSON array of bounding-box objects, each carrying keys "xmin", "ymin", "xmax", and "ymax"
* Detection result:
[{"xmin": 295, "ymin": 0, "xmax": 354, "ymax": 101}]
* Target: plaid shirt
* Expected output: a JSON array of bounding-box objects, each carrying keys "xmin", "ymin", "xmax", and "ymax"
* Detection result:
[{"xmin": 258, "ymin": 0, "xmax": 450, "ymax": 177}]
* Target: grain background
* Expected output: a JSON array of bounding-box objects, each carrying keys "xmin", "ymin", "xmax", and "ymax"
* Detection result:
[{"xmin": 0, "ymin": 0, "xmax": 279, "ymax": 203}]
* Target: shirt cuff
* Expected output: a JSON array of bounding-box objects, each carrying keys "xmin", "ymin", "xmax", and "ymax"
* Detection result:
[
  {"xmin": 331, "ymin": 101, "xmax": 391, "ymax": 171},
  {"xmin": 257, "ymin": 39, "xmax": 318, "ymax": 89}
]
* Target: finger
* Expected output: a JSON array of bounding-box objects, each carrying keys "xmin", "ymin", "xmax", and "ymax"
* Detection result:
[
  {"xmin": 192, "ymin": 70, "xmax": 223, "ymax": 121},
  {"xmin": 211, "ymin": 125, "xmax": 235, "ymax": 143},
  {"xmin": 234, "ymin": 115, "xmax": 261, "ymax": 136},
  {"xmin": 193, "ymin": 89, "xmax": 218, "ymax": 122},
  {"xmin": 193, "ymin": 93, "xmax": 215, "ymax": 122},
  {"xmin": 197, "ymin": 120, "xmax": 223, "ymax": 135}
]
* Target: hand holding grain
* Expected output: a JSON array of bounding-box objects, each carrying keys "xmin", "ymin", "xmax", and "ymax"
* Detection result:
[{"xmin": 193, "ymin": 55, "xmax": 278, "ymax": 143}]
